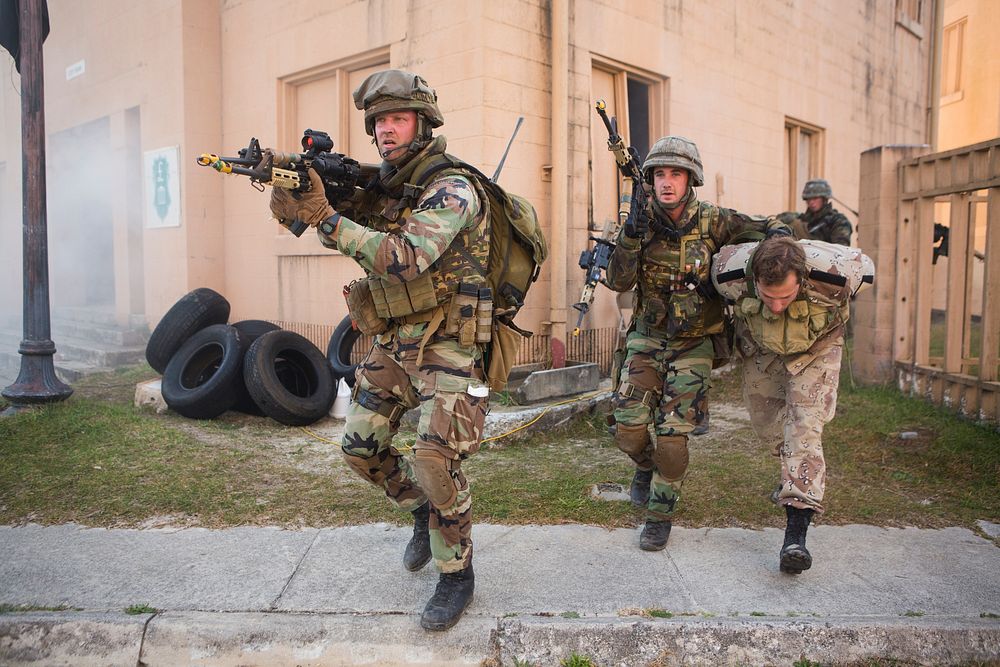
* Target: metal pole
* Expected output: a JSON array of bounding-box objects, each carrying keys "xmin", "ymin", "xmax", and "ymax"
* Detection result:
[{"xmin": 2, "ymin": 0, "xmax": 73, "ymax": 413}]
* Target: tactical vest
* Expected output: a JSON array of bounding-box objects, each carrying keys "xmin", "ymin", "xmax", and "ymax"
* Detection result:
[
  {"xmin": 711, "ymin": 239, "xmax": 874, "ymax": 356},
  {"xmin": 738, "ymin": 286, "xmax": 849, "ymax": 355},
  {"xmin": 349, "ymin": 140, "xmax": 490, "ymax": 320},
  {"xmin": 635, "ymin": 202, "xmax": 725, "ymax": 338}
]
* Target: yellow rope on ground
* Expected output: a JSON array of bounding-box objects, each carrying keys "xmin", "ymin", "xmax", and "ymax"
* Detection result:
[
  {"xmin": 480, "ymin": 390, "xmax": 606, "ymax": 443},
  {"xmin": 299, "ymin": 390, "xmax": 607, "ymax": 446}
]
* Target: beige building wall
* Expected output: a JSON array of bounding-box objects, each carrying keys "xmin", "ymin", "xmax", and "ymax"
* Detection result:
[{"xmin": 0, "ymin": 0, "xmax": 934, "ymax": 350}]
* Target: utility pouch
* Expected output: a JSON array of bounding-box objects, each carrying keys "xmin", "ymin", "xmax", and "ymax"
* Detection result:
[
  {"xmin": 345, "ymin": 279, "xmax": 389, "ymax": 336},
  {"xmin": 486, "ymin": 320, "xmax": 524, "ymax": 392},
  {"xmin": 666, "ymin": 291, "xmax": 704, "ymax": 337},
  {"xmin": 369, "ymin": 272, "xmax": 439, "ymax": 319},
  {"xmin": 446, "ymin": 282, "xmax": 479, "ymax": 347},
  {"xmin": 476, "ymin": 287, "xmax": 494, "ymax": 344},
  {"xmin": 641, "ymin": 296, "xmax": 667, "ymax": 329}
]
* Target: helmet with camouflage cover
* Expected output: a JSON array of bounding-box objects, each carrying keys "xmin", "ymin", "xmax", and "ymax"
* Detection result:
[
  {"xmin": 352, "ymin": 69, "xmax": 444, "ymax": 137},
  {"xmin": 641, "ymin": 136, "xmax": 704, "ymax": 187},
  {"xmin": 801, "ymin": 179, "xmax": 832, "ymax": 200}
]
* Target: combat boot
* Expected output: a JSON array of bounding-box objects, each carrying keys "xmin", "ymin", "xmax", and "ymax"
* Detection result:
[
  {"xmin": 420, "ymin": 565, "xmax": 475, "ymax": 631},
  {"xmin": 779, "ymin": 505, "xmax": 814, "ymax": 574},
  {"xmin": 403, "ymin": 502, "xmax": 432, "ymax": 572},
  {"xmin": 639, "ymin": 520, "xmax": 672, "ymax": 551},
  {"xmin": 630, "ymin": 468, "xmax": 653, "ymax": 507}
]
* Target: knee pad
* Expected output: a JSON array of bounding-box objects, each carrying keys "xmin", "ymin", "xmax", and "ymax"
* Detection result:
[
  {"xmin": 411, "ymin": 449, "xmax": 458, "ymax": 509},
  {"xmin": 342, "ymin": 450, "xmax": 386, "ymax": 486},
  {"xmin": 653, "ymin": 434, "xmax": 689, "ymax": 482},
  {"xmin": 614, "ymin": 423, "xmax": 651, "ymax": 457}
]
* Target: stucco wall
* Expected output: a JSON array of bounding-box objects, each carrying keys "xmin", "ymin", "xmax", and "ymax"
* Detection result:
[{"xmin": 0, "ymin": 0, "xmax": 933, "ymax": 345}]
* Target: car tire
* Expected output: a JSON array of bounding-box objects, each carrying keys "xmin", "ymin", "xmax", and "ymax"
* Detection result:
[
  {"xmin": 244, "ymin": 330, "xmax": 335, "ymax": 426},
  {"xmin": 327, "ymin": 315, "xmax": 362, "ymax": 388},
  {"xmin": 161, "ymin": 324, "xmax": 246, "ymax": 419},
  {"xmin": 146, "ymin": 288, "xmax": 231, "ymax": 374},
  {"xmin": 230, "ymin": 320, "xmax": 282, "ymax": 415}
]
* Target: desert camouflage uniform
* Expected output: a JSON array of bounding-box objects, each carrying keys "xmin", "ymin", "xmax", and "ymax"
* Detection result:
[
  {"xmin": 323, "ymin": 136, "xmax": 489, "ymax": 573},
  {"xmin": 606, "ymin": 195, "xmax": 786, "ymax": 521},
  {"xmin": 720, "ymin": 241, "xmax": 862, "ymax": 514}
]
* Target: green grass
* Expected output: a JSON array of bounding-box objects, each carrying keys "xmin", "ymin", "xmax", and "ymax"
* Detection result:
[
  {"xmin": 647, "ymin": 608, "xmax": 672, "ymax": 618},
  {"xmin": 560, "ymin": 655, "xmax": 595, "ymax": 667},
  {"xmin": 124, "ymin": 604, "xmax": 157, "ymax": 615},
  {"xmin": 0, "ymin": 361, "xmax": 997, "ymax": 531},
  {"xmin": 0, "ymin": 604, "xmax": 80, "ymax": 613}
]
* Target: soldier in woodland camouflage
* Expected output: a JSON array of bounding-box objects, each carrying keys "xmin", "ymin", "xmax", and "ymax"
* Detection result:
[
  {"xmin": 711, "ymin": 236, "xmax": 874, "ymax": 574},
  {"xmin": 784, "ymin": 179, "xmax": 853, "ymax": 245},
  {"xmin": 604, "ymin": 136, "xmax": 789, "ymax": 551},
  {"xmin": 269, "ymin": 69, "xmax": 487, "ymax": 631}
]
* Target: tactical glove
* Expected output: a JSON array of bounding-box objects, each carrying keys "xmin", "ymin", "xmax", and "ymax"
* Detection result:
[
  {"xmin": 623, "ymin": 189, "xmax": 650, "ymax": 239},
  {"xmin": 269, "ymin": 167, "xmax": 335, "ymax": 231}
]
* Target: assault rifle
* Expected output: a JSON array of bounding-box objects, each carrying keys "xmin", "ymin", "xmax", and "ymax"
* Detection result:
[
  {"xmin": 196, "ymin": 129, "xmax": 379, "ymax": 236},
  {"xmin": 571, "ymin": 100, "xmax": 648, "ymax": 336}
]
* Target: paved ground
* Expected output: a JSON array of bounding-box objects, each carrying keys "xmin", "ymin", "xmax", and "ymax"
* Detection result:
[{"xmin": 1, "ymin": 521, "xmax": 998, "ymax": 665}]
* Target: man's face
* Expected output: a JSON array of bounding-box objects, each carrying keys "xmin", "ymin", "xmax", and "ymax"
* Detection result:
[
  {"xmin": 652, "ymin": 166, "xmax": 689, "ymax": 207},
  {"xmin": 374, "ymin": 110, "xmax": 418, "ymax": 163},
  {"xmin": 805, "ymin": 196, "xmax": 825, "ymax": 213},
  {"xmin": 756, "ymin": 271, "xmax": 802, "ymax": 314}
]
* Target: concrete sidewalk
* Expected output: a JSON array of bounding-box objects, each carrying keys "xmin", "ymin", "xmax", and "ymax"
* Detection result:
[{"xmin": 1, "ymin": 522, "xmax": 998, "ymax": 665}]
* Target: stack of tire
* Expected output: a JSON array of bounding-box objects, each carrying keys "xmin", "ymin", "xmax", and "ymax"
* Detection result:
[{"xmin": 146, "ymin": 288, "xmax": 344, "ymax": 426}]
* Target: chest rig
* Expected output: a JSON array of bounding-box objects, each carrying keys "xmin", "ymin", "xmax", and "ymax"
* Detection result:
[
  {"xmin": 737, "ymin": 260, "xmax": 850, "ymax": 356},
  {"xmin": 350, "ymin": 141, "xmax": 490, "ymax": 322},
  {"xmin": 635, "ymin": 201, "xmax": 724, "ymax": 338}
]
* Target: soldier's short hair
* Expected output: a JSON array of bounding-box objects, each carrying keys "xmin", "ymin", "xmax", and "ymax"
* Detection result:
[{"xmin": 753, "ymin": 237, "xmax": 807, "ymax": 286}]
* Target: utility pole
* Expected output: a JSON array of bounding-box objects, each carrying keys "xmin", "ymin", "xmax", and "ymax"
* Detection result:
[{"xmin": 2, "ymin": 0, "xmax": 73, "ymax": 414}]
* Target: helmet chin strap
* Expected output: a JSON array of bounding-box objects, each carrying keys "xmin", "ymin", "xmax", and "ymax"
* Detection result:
[
  {"xmin": 375, "ymin": 114, "xmax": 433, "ymax": 162},
  {"xmin": 661, "ymin": 185, "xmax": 693, "ymax": 211}
]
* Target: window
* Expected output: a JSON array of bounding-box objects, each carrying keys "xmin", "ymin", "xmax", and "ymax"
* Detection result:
[
  {"xmin": 896, "ymin": 0, "xmax": 924, "ymax": 38},
  {"xmin": 783, "ymin": 118, "xmax": 825, "ymax": 211},
  {"xmin": 278, "ymin": 48, "xmax": 389, "ymax": 167},
  {"xmin": 590, "ymin": 58, "xmax": 665, "ymax": 233},
  {"xmin": 941, "ymin": 18, "xmax": 966, "ymax": 103}
]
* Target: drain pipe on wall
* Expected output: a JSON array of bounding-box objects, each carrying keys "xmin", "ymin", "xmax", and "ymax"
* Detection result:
[
  {"xmin": 927, "ymin": 0, "xmax": 943, "ymax": 151},
  {"xmin": 548, "ymin": 0, "xmax": 568, "ymax": 368}
]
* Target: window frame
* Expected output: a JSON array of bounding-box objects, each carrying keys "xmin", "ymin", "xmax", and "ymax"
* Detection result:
[{"xmin": 784, "ymin": 117, "xmax": 826, "ymax": 211}]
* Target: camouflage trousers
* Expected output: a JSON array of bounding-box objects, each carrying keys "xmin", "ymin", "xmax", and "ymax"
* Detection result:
[
  {"xmin": 613, "ymin": 332, "xmax": 714, "ymax": 520},
  {"xmin": 741, "ymin": 341, "xmax": 842, "ymax": 514},
  {"xmin": 341, "ymin": 323, "xmax": 489, "ymax": 573}
]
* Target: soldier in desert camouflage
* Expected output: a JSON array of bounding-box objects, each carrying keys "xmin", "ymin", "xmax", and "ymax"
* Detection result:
[
  {"xmin": 779, "ymin": 179, "xmax": 853, "ymax": 245},
  {"xmin": 711, "ymin": 235, "xmax": 874, "ymax": 574},
  {"xmin": 269, "ymin": 69, "xmax": 488, "ymax": 630}
]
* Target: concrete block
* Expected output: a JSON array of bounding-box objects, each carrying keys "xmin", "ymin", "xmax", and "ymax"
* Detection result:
[
  {"xmin": 514, "ymin": 362, "xmax": 600, "ymax": 404},
  {"xmin": 134, "ymin": 378, "xmax": 167, "ymax": 414}
]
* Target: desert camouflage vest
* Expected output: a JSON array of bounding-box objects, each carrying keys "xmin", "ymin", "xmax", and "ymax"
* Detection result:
[
  {"xmin": 738, "ymin": 285, "xmax": 849, "ymax": 355},
  {"xmin": 636, "ymin": 201, "xmax": 724, "ymax": 338},
  {"xmin": 351, "ymin": 137, "xmax": 490, "ymax": 319}
]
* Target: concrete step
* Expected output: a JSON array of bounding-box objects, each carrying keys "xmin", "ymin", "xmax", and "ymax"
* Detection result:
[
  {"xmin": 50, "ymin": 305, "xmax": 147, "ymax": 330},
  {"xmin": 0, "ymin": 330, "xmax": 146, "ymax": 373},
  {"xmin": 51, "ymin": 319, "xmax": 149, "ymax": 347}
]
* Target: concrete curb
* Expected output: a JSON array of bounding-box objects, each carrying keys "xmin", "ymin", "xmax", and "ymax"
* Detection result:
[{"xmin": 1, "ymin": 611, "xmax": 997, "ymax": 666}]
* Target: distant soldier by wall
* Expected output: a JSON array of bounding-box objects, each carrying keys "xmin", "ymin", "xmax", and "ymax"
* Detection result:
[{"xmin": 783, "ymin": 179, "xmax": 853, "ymax": 245}]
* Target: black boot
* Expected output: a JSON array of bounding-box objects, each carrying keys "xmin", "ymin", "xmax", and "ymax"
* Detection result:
[
  {"xmin": 420, "ymin": 565, "xmax": 475, "ymax": 631},
  {"xmin": 639, "ymin": 520, "xmax": 672, "ymax": 551},
  {"xmin": 403, "ymin": 503, "xmax": 432, "ymax": 572},
  {"xmin": 780, "ymin": 505, "xmax": 814, "ymax": 574},
  {"xmin": 630, "ymin": 468, "xmax": 653, "ymax": 507}
]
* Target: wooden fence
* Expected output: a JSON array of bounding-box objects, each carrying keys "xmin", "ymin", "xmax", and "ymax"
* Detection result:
[{"xmin": 889, "ymin": 138, "xmax": 1000, "ymax": 422}]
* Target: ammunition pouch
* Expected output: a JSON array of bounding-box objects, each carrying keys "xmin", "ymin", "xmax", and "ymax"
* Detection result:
[
  {"xmin": 369, "ymin": 271, "xmax": 439, "ymax": 319},
  {"xmin": 345, "ymin": 279, "xmax": 389, "ymax": 336},
  {"xmin": 445, "ymin": 283, "xmax": 481, "ymax": 348}
]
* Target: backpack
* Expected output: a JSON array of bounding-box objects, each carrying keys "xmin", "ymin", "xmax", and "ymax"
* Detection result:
[{"xmin": 416, "ymin": 157, "xmax": 548, "ymax": 332}]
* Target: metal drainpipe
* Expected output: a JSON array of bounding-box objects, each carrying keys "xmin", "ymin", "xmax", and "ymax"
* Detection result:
[
  {"xmin": 549, "ymin": 0, "xmax": 568, "ymax": 368},
  {"xmin": 928, "ymin": 0, "xmax": 943, "ymax": 150}
]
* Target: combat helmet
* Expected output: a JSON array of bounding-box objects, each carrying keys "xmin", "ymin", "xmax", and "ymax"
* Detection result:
[
  {"xmin": 353, "ymin": 69, "xmax": 444, "ymax": 137},
  {"xmin": 801, "ymin": 179, "xmax": 832, "ymax": 200},
  {"xmin": 641, "ymin": 136, "xmax": 704, "ymax": 187}
]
